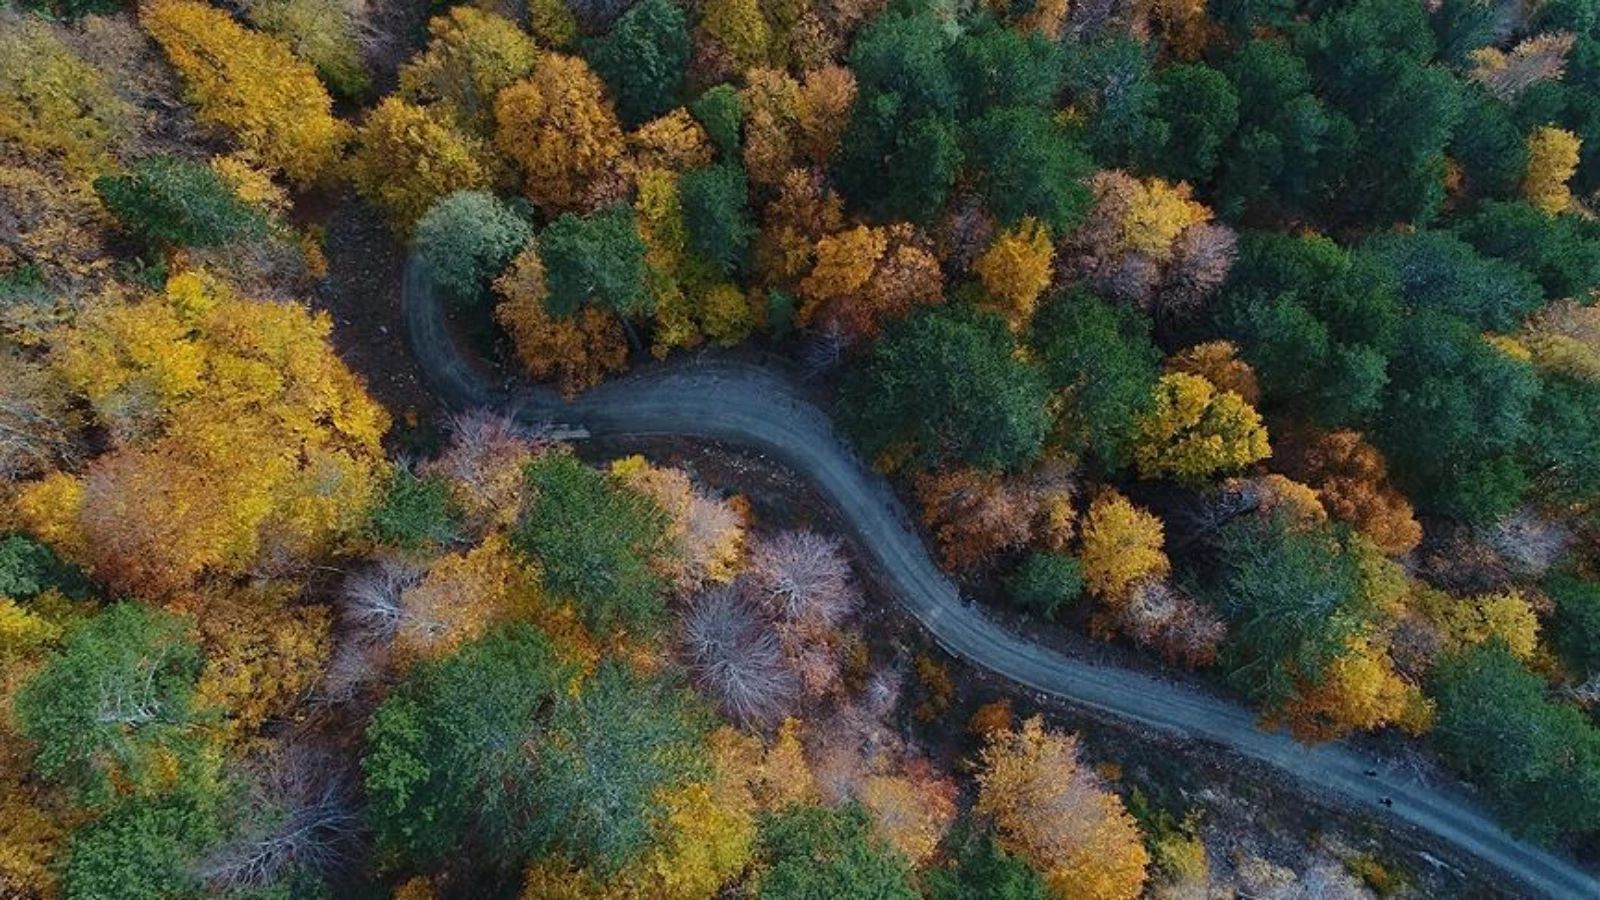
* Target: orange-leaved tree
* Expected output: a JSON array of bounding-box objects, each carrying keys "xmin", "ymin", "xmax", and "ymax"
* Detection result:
[
  {"xmin": 16, "ymin": 271, "xmax": 388, "ymax": 597},
  {"xmin": 493, "ymin": 242, "xmax": 630, "ymax": 396},
  {"xmin": 494, "ymin": 53, "xmax": 626, "ymax": 212},
  {"xmin": 975, "ymin": 716, "xmax": 1150, "ymax": 900},
  {"xmin": 915, "ymin": 469, "xmax": 1036, "ymax": 571},
  {"xmin": 1276, "ymin": 429, "xmax": 1422, "ymax": 556}
]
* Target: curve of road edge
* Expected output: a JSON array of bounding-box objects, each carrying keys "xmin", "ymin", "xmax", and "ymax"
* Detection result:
[{"xmin": 403, "ymin": 259, "xmax": 1596, "ymax": 899}]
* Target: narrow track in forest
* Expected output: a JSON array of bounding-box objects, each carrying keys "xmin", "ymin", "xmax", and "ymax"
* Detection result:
[{"xmin": 405, "ymin": 258, "xmax": 1598, "ymax": 899}]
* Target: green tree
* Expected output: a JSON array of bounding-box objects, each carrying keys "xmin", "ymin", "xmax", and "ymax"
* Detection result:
[
  {"xmin": 839, "ymin": 307, "xmax": 1052, "ymax": 472},
  {"xmin": 834, "ymin": 10, "xmax": 962, "ymax": 223},
  {"xmin": 363, "ymin": 625, "xmax": 574, "ymax": 862},
  {"xmin": 754, "ymin": 803, "xmax": 918, "ymax": 899},
  {"xmin": 532, "ymin": 661, "xmax": 710, "ymax": 871},
  {"xmin": 965, "ymin": 107, "xmax": 1094, "ymax": 233},
  {"xmin": 924, "ymin": 827, "xmax": 1048, "ymax": 900},
  {"xmin": 94, "ymin": 156, "xmax": 266, "ymax": 249},
  {"xmin": 1215, "ymin": 232, "xmax": 1400, "ymax": 426},
  {"xmin": 836, "ymin": 94, "xmax": 962, "ymax": 225},
  {"xmin": 514, "ymin": 452, "xmax": 671, "ymax": 633},
  {"xmin": 1362, "ymin": 230, "xmax": 1544, "ymax": 332},
  {"xmin": 847, "ymin": 10, "xmax": 958, "ymax": 119},
  {"xmin": 1028, "ymin": 291, "xmax": 1161, "ymax": 471},
  {"xmin": 1431, "ymin": 0, "xmax": 1498, "ymax": 66},
  {"xmin": 1061, "ymin": 36, "xmax": 1164, "ymax": 169},
  {"xmin": 60, "ymin": 794, "xmax": 220, "ymax": 900},
  {"xmin": 1547, "ymin": 575, "xmax": 1600, "ymax": 676},
  {"xmin": 1205, "ymin": 516, "xmax": 1369, "ymax": 710},
  {"xmin": 1525, "ymin": 372, "xmax": 1600, "ymax": 506},
  {"xmin": 1450, "ymin": 89, "xmax": 1530, "ymax": 200},
  {"xmin": 587, "ymin": 0, "xmax": 690, "ymax": 127},
  {"xmin": 414, "ymin": 190, "xmax": 532, "ymax": 304},
  {"xmin": 1147, "ymin": 63, "xmax": 1239, "ymax": 185},
  {"xmin": 0, "ymin": 533, "xmax": 90, "ymax": 599},
  {"xmin": 16, "ymin": 603, "xmax": 207, "ymax": 806},
  {"xmin": 691, "ymin": 85, "xmax": 743, "ymax": 159},
  {"xmin": 680, "ymin": 163, "xmax": 754, "ymax": 276},
  {"xmin": 367, "ymin": 469, "xmax": 462, "ymax": 549},
  {"xmin": 1376, "ymin": 310, "xmax": 1536, "ymax": 521},
  {"xmin": 1006, "ymin": 552, "xmax": 1084, "ymax": 618},
  {"xmin": 1431, "ymin": 642, "xmax": 1600, "ymax": 840},
  {"xmin": 950, "ymin": 23, "xmax": 1063, "ymax": 116},
  {"xmin": 1454, "ymin": 200, "xmax": 1600, "ymax": 300},
  {"xmin": 540, "ymin": 205, "xmax": 652, "ymax": 319},
  {"xmin": 1215, "ymin": 40, "xmax": 1353, "ymax": 221},
  {"xmin": 1297, "ymin": 0, "xmax": 1464, "ymax": 225}
]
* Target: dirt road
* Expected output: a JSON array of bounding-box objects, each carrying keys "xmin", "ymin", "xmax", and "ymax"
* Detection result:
[{"xmin": 405, "ymin": 260, "xmax": 1598, "ymax": 898}]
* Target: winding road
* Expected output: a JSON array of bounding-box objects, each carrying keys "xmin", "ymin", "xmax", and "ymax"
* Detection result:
[{"xmin": 404, "ymin": 260, "xmax": 1598, "ymax": 898}]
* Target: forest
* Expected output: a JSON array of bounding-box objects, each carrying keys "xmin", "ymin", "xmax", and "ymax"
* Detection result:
[{"xmin": 2, "ymin": 0, "xmax": 1600, "ymax": 893}]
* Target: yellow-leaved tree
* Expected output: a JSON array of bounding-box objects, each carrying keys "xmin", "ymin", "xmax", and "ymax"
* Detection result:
[
  {"xmin": 188, "ymin": 583, "xmax": 331, "ymax": 739},
  {"xmin": 349, "ymin": 97, "xmax": 491, "ymax": 234},
  {"xmin": 1132, "ymin": 372, "xmax": 1270, "ymax": 485},
  {"xmin": 15, "ymin": 271, "xmax": 388, "ymax": 597},
  {"xmin": 798, "ymin": 224, "xmax": 942, "ymax": 340},
  {"xmin": 629, "ymin": 109, "xmax": 715, "ymax": 175},
  {"xmin": 0, "ymin": 19, "xmax": 133, "ymax": 184},
  {"xmin": 1079, "ymin": 490, "xmax": 1169, "ymax": 602},
  {"xmin": 975, "ymin": 717, "xmax": 1150, "ymax": 900},
  {"xmin": 1279, "ymin": 633, "xmax": 1434, "ymax": 742},
  {"xmin": 741, "ymin": 67, "xmax": 857, "ymax": 186},
  {"xmin": 611, "ymin": 456, "xmax": 746, "ymax": 593},
  {"xmin": 1165, "ymin": 341, "xmax": 1259, "ymax": 406},
  {"xmin": 703, "ymin": 0, "xmax": 773, "ymax": 68},
  {"xmin": 398, "ymin": 7, "xmax": 538, "ymax": 136},
  {"xmin": 141, "ymin": 0, "xmax": 351, "ymax": 185},
  {"xmin": 616, "ymin": 727, "xmax": 760, "ymax": 899},
  {"xmin": 975, "ymin": 218, "xmax": 1054, "ymax": 331},
  {"xmin": 1523, "ymin": 125, "xmax": 1581, "ymax": 214},
  {"xmin": 1411, "ymin": 585, "xmax": 1542, "ymax": 660}
]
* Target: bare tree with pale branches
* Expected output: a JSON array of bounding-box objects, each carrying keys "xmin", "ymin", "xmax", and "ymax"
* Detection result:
[
  {"xmin": 1114, "ymin": 579, "xmax": 1226, "ymax": 669},
  {"xmin": 1481, "ymin": 508, "xmax": 1574, "ymax": 578},
  {"xmin": 194, "ymin": 745, "xmax": 362, "ymax": 893},
  {"xmin": 338, "ymin": 559, "xmax": 424, "ymax": 645},
  {"xmin": 0, "ymin": 351, "xmax": 81, "ymax": 480},
  {"xmin": 679, "ymin": 582, "xmax": 798, "ymax": 727},
  {"xmin": 748, "ymin": 529, "xmax": 860, "ymax": 628},
  {"xmin": 1157, "ymin": 221, "xmax": 1237, "ymax": 324},
  {"xmin": 422, "ymin": 410, "xmax": 550, "ymax": 531}
]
